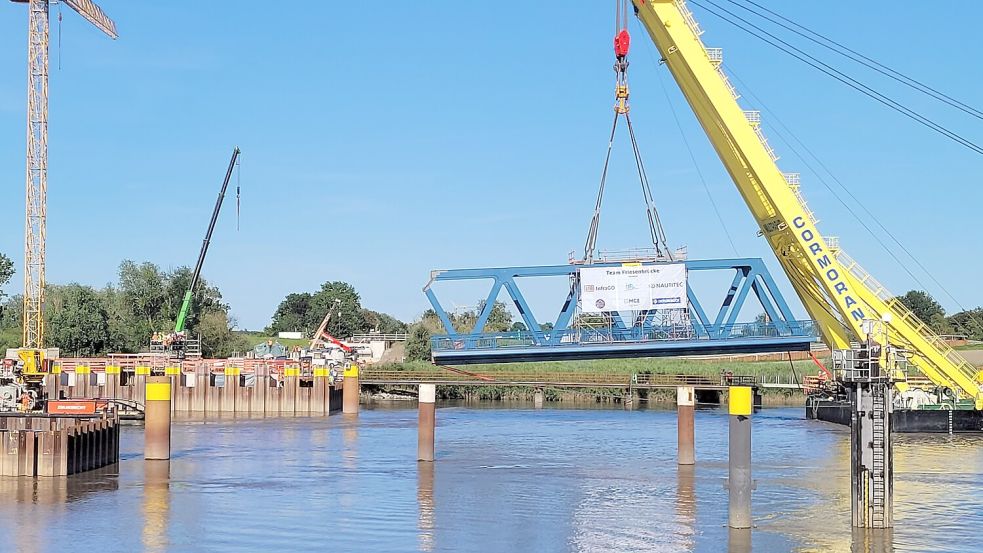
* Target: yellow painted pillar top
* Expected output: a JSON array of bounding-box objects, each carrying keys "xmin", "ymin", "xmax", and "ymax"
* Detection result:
[
  {"xmin": 146, "ymin": 377, "xmax": 171, "ymax": 402},
  {"xmin": 729, "ymin": 386, "xmax": 753, "ymax": 416}
]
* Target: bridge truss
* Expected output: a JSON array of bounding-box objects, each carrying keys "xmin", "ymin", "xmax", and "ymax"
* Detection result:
[{"xmin": 424, "ymin": 258, "xmax": 816, "ymax": 364}]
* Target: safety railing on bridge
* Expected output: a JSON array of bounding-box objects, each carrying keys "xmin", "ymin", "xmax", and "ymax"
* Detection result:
[{"xmin": 431, "ymin": 320, "xmax": 817, "ymax": 354}]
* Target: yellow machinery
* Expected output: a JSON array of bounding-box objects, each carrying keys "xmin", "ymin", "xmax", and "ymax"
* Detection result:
[
  {"xmin": 632, "ymin": 0, "xmax": 982, "ymax": 408},
  {"xmin": 0, "ymin": 348, "xmax": 48, "ymax": 411}
]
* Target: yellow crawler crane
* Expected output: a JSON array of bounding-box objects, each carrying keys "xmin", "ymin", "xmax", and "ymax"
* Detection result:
[{"xmin": 632, "ymin": 0, "xmax": 983, "ymax": 408}]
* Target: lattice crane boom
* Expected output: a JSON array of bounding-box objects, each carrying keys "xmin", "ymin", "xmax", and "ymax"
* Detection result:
[
  {"xmin": 632, "ymin": 0, "xmax": 983, "ymax": 407},
  {"xmin": 12, "ymin": 0, "xmax": 117, "ymax": 348}
]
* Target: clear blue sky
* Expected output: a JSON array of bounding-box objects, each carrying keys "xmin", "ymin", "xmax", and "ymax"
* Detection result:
[{"xmin": 1, "ymin": 1, "xmax": 980, "ymax": 330}]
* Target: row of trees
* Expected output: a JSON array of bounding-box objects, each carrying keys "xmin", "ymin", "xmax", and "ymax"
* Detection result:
[
  {"xmin": 897, "ymin": 290, "xmax": 983, "ymax": 340},
  {"xmin": 266, "ymin": 281, "xmax": 407, "ymax": 341},
  {"xmin": 0, "ymin": 259, "xmax": 249, "ymax": 357}
]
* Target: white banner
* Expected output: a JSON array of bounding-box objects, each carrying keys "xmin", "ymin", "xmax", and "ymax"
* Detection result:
[{"xmin": 580, "ymin": 264, "xmax": 687, "ymax": 313}]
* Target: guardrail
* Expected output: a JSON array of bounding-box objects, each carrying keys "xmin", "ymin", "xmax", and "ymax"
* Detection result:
[{"xmin": 432, "ymin": 320, "xmax": 818, "ymax": 353}]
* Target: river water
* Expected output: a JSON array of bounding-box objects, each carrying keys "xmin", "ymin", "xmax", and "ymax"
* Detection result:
[{"xmin": 1, "ymin": 403, "xmax": 981, "ymax": 553}]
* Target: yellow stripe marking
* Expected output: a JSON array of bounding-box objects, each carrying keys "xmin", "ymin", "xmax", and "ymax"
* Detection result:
[
  {"xmin": 146, "ymin": 382, "xmax": 171, "ymax": 402},
  {"xmin": 729, "ymin": 386, "xmax": 753, "ymax": 416}
]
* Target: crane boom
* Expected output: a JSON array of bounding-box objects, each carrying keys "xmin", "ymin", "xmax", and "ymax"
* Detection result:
[
  {"xmin": 174, "ymin": 147, "xmax": 240, "ymax": 334},
  {"xmin": 632, "ymin": 0, "xmax": 983, "ymax": 407}
]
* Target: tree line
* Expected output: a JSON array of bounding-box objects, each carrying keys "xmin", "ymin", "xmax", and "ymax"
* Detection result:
[{"xmin": 0, "ymin": 258, "xmax": 248, "ymax": 357}]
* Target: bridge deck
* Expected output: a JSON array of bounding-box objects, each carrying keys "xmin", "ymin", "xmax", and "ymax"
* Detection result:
[{"xmin": 431, "ymin": 334, "xmax": 814, "ymax": 365}]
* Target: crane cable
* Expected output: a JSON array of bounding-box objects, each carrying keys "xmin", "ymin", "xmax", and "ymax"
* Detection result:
[
  {"xmin": 725, "ymin": 68, "xmax": 983, "ymax": 339},
  {"xmin": 584, "ymin": 0, "xmax": 673, "ymax": 263},
  {"xmin": 688, "ymin": 0, "xmax": 983, "ymax": 156},
  {"xmin": 722, "ymin": 0, "xmax": 983, "ymax": 122}
]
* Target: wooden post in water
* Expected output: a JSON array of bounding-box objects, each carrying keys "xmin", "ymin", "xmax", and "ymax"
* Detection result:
[
  {"xmin": 343, "ymin": 364, "xmax": 360, "ymax": 415},
  {"xmin": 417, "ymin": 384, "xmax": 436, "ymax": 462},
  {"xmin": 145, "ymin": 376, "xmax": 172, "ymax": 460},
  {"xmin": 677, "ymin": 386, "xmax": 695, "ymax": 466}
]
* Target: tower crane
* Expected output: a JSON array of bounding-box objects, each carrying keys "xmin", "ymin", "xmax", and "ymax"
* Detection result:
[
  {"xmin": 631, "ymin": 0, "xmax": 982, "ymax": 409},
  {"xmin": 11, "ymin": 0, "xmax": 118, "ymax": 350}
]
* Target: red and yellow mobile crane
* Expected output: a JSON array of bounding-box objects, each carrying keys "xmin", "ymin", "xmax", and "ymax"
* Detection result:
[{"xmin": 631, "ymin": 0, "xmax": 982, "ymax": 415}]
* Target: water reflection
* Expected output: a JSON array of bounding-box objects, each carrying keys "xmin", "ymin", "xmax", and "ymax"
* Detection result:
[
  {"xmin": 142, "ymin": 460, "xmax": 170, "ymax": 553},
  {"xmin": 728, "ymin": 528, "xmax": 752, "ymax": 553},
  {"xmin": 676, "ymin": 464, "xmax": 696, "ymax": 550},
  {"xmin": 0, "ymin": 407, "xmax": 981, "ymax": 553},
  {"xmin": 417, "ymin": 462, "xmax": 435, "ymax": 552}
]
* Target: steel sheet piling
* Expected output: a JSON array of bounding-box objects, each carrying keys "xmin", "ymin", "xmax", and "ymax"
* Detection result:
[
  {"xmin": 144, "ymin": 376, "xmax": 172, "ymax": 460},
  {"xmin": 677, "ymin": 386, "xmax": 695, "ymax": 465},
  {"xmin": 728, "ymin": 386, "xmax": 753, "ymax": 529},
  {"xmin": 418, "ymin": 384, "xmax": 436, "ymax": 462}
]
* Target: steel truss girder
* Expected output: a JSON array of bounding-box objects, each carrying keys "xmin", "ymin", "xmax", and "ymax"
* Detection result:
[{"xmin": 423, "ymin": 258, "xmax": 809, "ymax": 347}]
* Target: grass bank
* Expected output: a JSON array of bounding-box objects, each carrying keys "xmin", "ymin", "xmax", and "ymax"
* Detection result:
[{"xmin": 367, "ymin": 357, "xmax": 817, "ymax": 402}]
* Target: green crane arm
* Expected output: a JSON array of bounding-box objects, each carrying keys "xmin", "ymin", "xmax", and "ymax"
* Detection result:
[{"xmin": 174, "ymin": 147, "xmax": 240, "ymax": 334}]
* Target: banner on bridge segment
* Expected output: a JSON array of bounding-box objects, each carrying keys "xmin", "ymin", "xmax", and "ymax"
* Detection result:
[{"xmin": 579, "ymin": 263, "xmax": 687, "ymax": 313}]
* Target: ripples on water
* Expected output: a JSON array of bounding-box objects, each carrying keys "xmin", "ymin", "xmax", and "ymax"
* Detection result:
[{"xmin": 0, "ymin": 404, "xmax": 981, "ymax": 553}]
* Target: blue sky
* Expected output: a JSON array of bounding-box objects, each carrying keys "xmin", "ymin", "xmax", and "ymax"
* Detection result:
[{"xmin": 0, "ymin": 1, "xmax": 980, "ymax": 330}]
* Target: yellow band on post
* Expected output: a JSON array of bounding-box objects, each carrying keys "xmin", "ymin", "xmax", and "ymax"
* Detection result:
[
  {"xmin": 224, "ymin": 367, "xmax": 241, "ymax": 376},
  {"xmin": 135, "ymin": 366, "xmax": 151, "ymax": 376},
  {"xmin": 314, "ymin": 368, "xmax": 330, "ymax": 377},
  {"xmin": 343, "ymin": 365, "xmax": 359, "ymax": 378},
  {"xmin": 165, "ymin": 366, "xmax": 182, "ymax": 376},
  {"xmin": 283, "ymin": 367, "xmax": 300, "ymax": 377},
  {"xmin": 105, "ymin": 365, "xmax": 121, "ymax": 374},
  {"xmin": 729, "ymin": 386, "xmax": 753, "ymax": 416},
  {"xmin": 52, "ymin": 364, "xmax": 62, "ymax": 374},
  {"xmin": 146, "ymin": 382, "xmax": 171, "ymax": 402},
  {"xmin": 75, "ymin": 366, "xmax": 91, "ymax": 374}
]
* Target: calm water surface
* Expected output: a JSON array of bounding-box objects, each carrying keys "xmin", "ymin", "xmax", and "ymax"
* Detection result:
[{"xmin": 1, "ymin": 403, "xmax": 981, "ymax": 553}]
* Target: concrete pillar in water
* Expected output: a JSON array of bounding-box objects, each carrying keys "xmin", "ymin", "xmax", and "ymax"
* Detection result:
[
  {"xmin": 533, "ymin": 389, "xmax": 544, "ymax": 409},
  {"xmin": 851, "ymin": 382, "xmax": 893, "ymax": 528},
  {"xmin": 418, "ymin": 384, "xmax": 436, "ymax": 462},
  {"xmin": 728, "ymin": 385, "xmax": 752, "ymax": 529},
  {"xmin": 677, "ymin": 386, "xmax": 695, "ymax": 465},
  {"xmin": 343, "ymin": 364, "xmax": 360, "ymax": 415},
  {"xmin": 144, "ymin": 376, "xmax": 172, "ymax": 460}
]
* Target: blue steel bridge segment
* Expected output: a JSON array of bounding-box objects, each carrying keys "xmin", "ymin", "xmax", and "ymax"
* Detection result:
[{"xmin": 423, "ymin": 258, "xmax": 817, "ymax": 364}]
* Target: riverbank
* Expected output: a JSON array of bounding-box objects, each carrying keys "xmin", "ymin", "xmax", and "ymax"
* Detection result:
[{"xmin": 366, "ymin": 357, "xmax": 813, "ymax": 403}]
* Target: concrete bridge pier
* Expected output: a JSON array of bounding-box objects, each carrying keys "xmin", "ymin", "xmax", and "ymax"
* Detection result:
[
  {"xmin": 144, "ymin": 376, "xmax": 172, "ymax": 460},
  {"xmin": 533, "ymin": 389, "xmax": 544, "ymax": 409},
  {"xmin": 343, "ymin": 365, "xmax": 360, "ymax": 415},
  {"xmin": 418, "ymin": 384, "xmax": 436, "ymax": 462},
  {"xmin": 728, "ymin": 386, "xmax": 753, "ymax": 529},
  {"xmin": 677, "ymin": 386, "xmax": 695, "ymax": 465}
]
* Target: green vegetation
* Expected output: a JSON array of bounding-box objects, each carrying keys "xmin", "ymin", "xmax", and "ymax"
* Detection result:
[
  {"xmin": 266, "ymin": 281, "xmax": 406, "ymax": 340},
  {"xmin": 380, "ymin": 357, "xmax": 816, "ymax": 377},
  {"xmin": 0, "ymin": 259, "xmax": 249, "ymax": 356},
  {"xmin": 898, "ymin": 290, "xmax": 983, "ymax": 340}
]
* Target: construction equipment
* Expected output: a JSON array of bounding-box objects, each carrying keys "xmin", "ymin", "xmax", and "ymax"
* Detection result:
[
  {"xmin": 153, "ymin": 147, "xmax": 240, "ymax": 358},
  {"xmin": 10, "ymin": 0, "xmax": 117, "ymax": 350},
  {"xmin": 583, "ymin": 0, "xmax": 673, "ymax": 264},
  {"xmin": 631, "ymin": 0, "xmax": 982, "ymax": 411},
  {"xmin": 1, "ymin": 348, "xmax": 51, "ymax": 412}
]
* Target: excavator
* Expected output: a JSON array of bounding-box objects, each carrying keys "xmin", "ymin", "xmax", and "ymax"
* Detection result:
[{"xmin": 628, "ymin": 0, "xmax": 982, "ymax": 430}]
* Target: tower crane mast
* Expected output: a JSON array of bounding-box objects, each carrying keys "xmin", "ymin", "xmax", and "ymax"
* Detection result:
[
  {"xmin": 12, "ymin": 0, "xmax": 117, "ymax": 349},
  {"xmin": 631, "ymin": 0, "xmax": 983, "ymax": 407}
]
